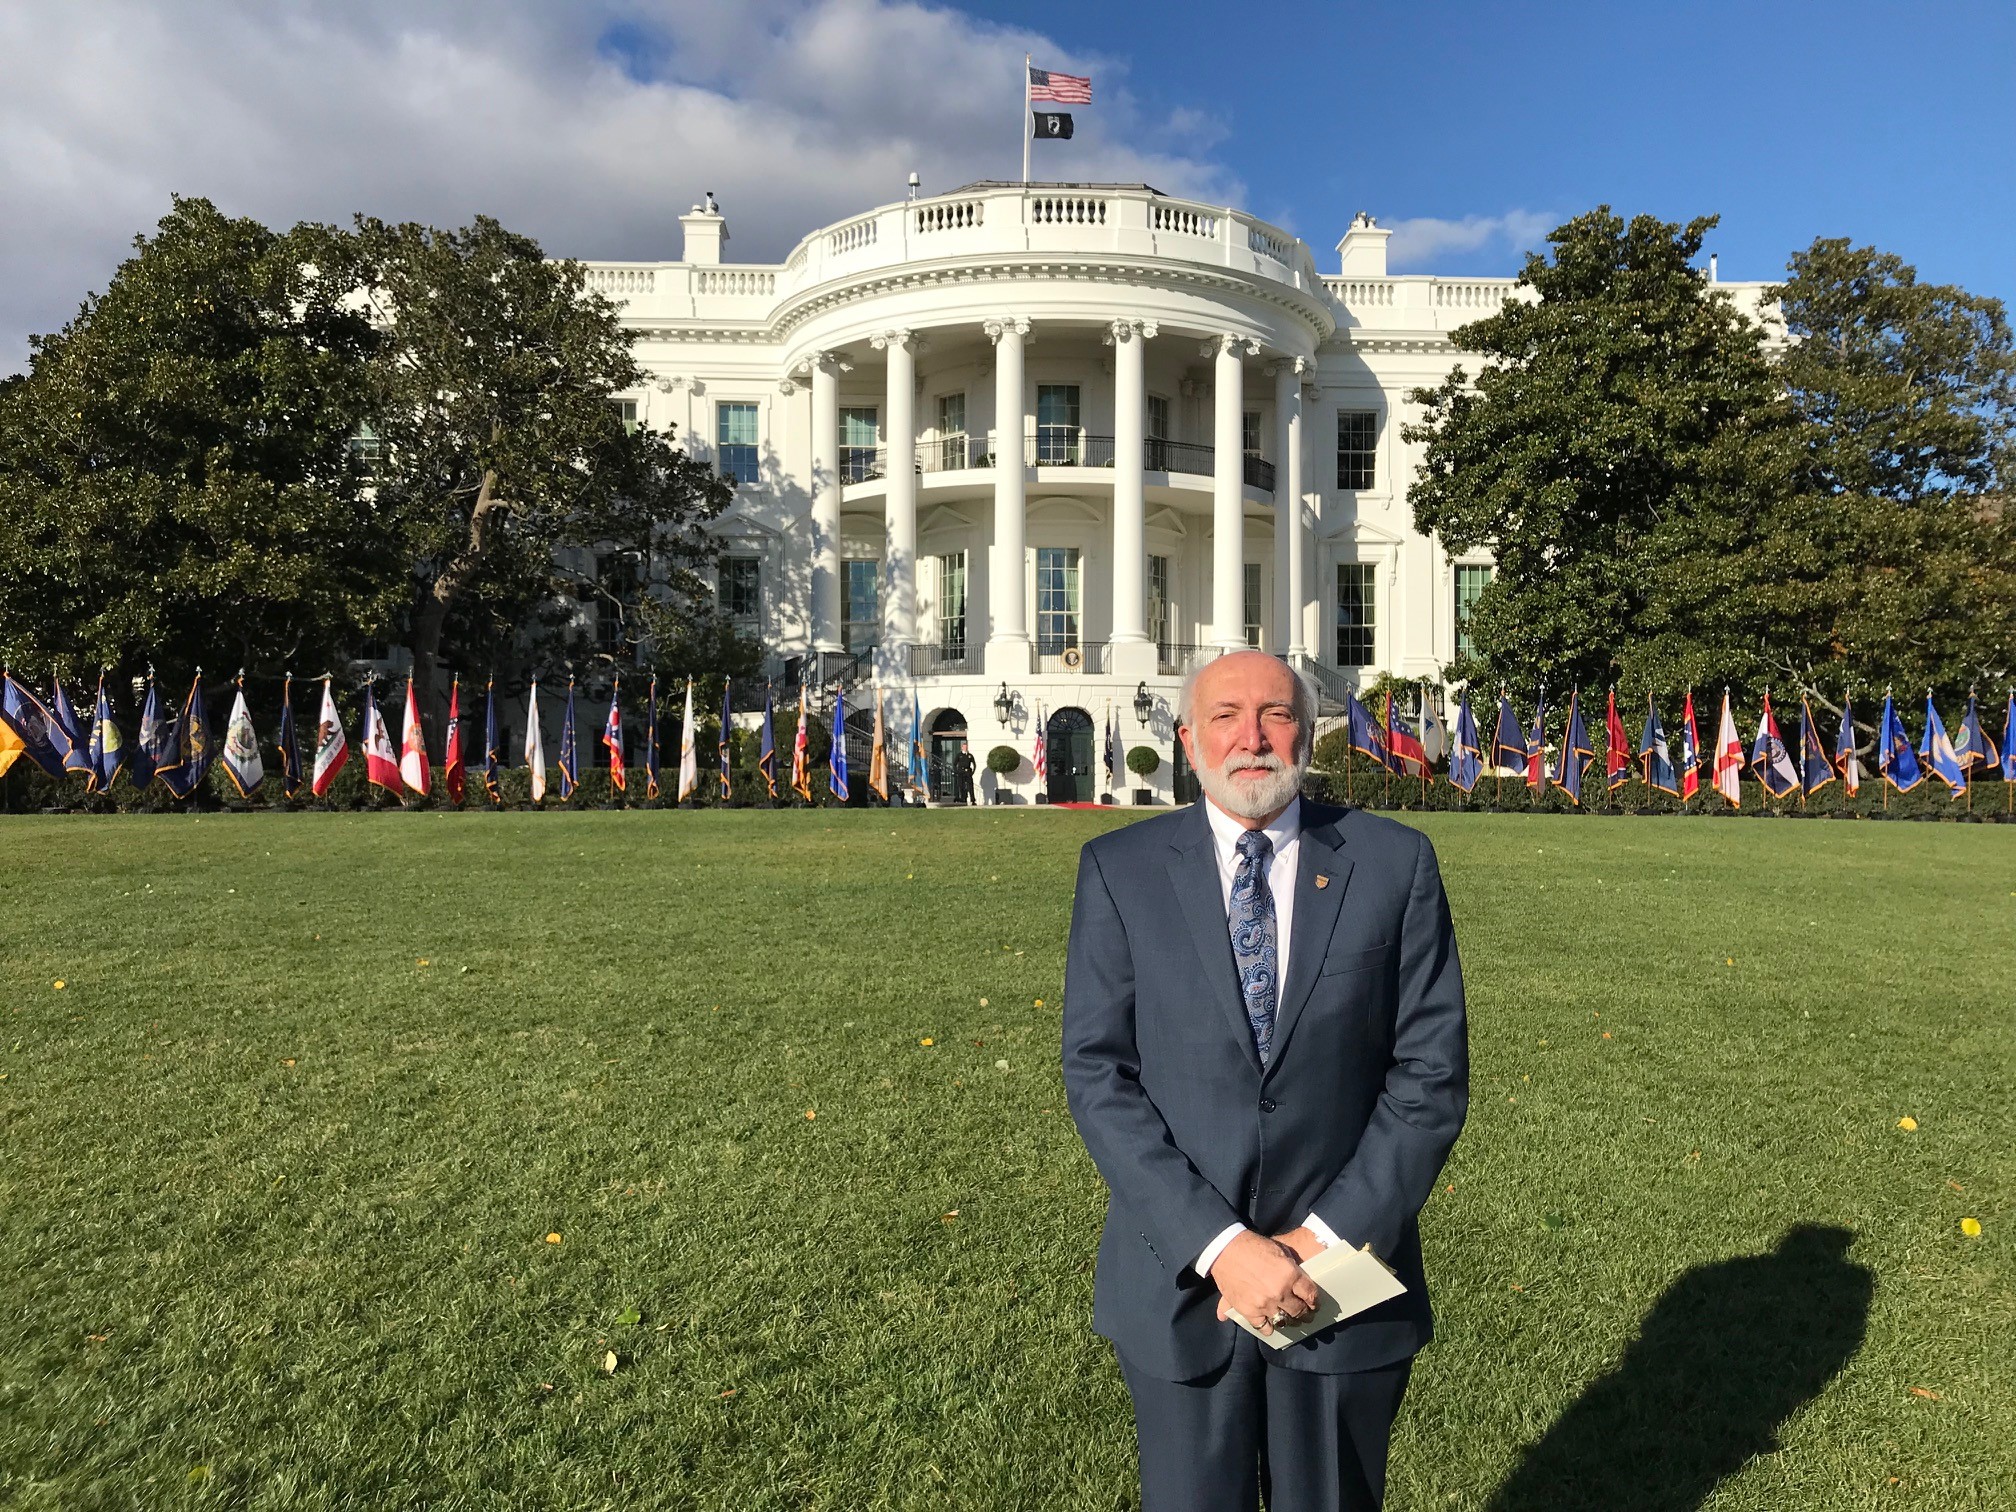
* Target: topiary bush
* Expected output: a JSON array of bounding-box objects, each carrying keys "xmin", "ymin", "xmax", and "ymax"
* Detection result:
[
  {"xmin": 1126, "ymin": 745, "xmax": 1161, "ymax": 777},
  {"xmin": 986, "ymin": 744, "xmax": 1022, "ymax": 776}
]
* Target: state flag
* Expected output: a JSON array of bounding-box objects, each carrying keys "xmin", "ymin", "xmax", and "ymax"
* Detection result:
[
  {"xmin": 50, "ymin": 679, "xmax": 91, "ymax": 777},
  {"xmin": 158, "ymin": 674, "xmax": 212, "ymax": 801},
  {"xmin": 759, "ymin": 685, "xmax": 778, "ymax": 800},
  {"xmin": 1524, "ymin": 693, "xmax": 1547, "ymax": 789},
  {"xmin": 1347, "ymin": 690, "xmax": 1388, "ymax": 768},
  {"xmin": 1605, "ymin": 688, "xmax": 1631, "ymax": 791},
  {"xmin": 1918, "ymin": 691, "xmax": 1966, "ymax": 796},
  {"xmin": 1748, "ymin": 692, "xmax": 1798, "ymax": 799},
  {"xmin": 1449, "ymin": 693, "xmax": 1483, "ymax": 793},
  {"xmin": 277, "ymin": 675, "xmax": 304, "ymax": 799},
  {"xmin": 676, "ymin": 678, "xmax": 698, "ymax": 802},
  {"xmin": 2002, "ymin": 690, "xmax": 2016, "ymax": 783},
  {"xmin": 360, "ymin": 684, "xmax": 400, "ymax": 794},
  {"xmin": 791, "ymin": 683, "xmax": 812, "ymax": 802},
  {"xmin": 603, "ymin": 678, "xmax": 626, "ymax": 794},
  {"xmin": 870, "ymin": 687, "xmax": 890, "ymax": 801},
  {"xmin": 1679, "ymin": 690, "xmax": 1702, "ymax": 801},
  {"xmin": 88, "ymin": 675, "xmax": 126, "ymax": 794},
  {"xmin": 828, "ymin": 684, "xmax": 849, "ymax": 803},
  {"xmin": 221, "ymin": 679, "xmax": 264, "ymax": 797},
  {"xmin": 400, "ymin": 676, "xmax": 431, "ymax": 795},
  {"xmin": 310, "ymin": 677, "xmax": 349, "ymax": 796},
  {"xmin": 644, "ymin": 675, "xmax": 661, "ymax": 801},
  {"xmin": 1419, "ymin": 692, "xmax": 1448, "ymax": 766},
  {"xmin": 1490, "ymin": 692, "xmax": 1525, "ymax": 776},
  {"xmin": 1835, "ymin": 696, "xmax": 1863, "ymax": 796},
  {"xmin": 1638, "ymin": 697, "xmax": 1678, "ymax": 796},
  {"xmin": 719, "ymin": 678, "xmax": 734, "ymax": 801},
  {"xmin": 1798, "ymin": 699, "xmax": 1834, "ymax": 796},
  {"xmin": 1550, "ymin": 688, "xmax": 1593, "ymax": 806},
  {"xmin": 0, "ymin": 672, "xmax": 66, "ymax": 778},
  {"xmin": 1385, "ymin": 689, "xmax": 1429, "ymax": 779},
  {"xmin": 443, "ymin": 677, "xmax": 465, "ymax": 805},
  {"xmin": 1711, "ymin": 689, "xmax": 1744, "ymax": 808},
  {"xmin": 557, "ymin": 678, "xmax": 579, "ymax": 801},
  {"xmin": 1877, "ymin": 691, "xmax": 1922, "ymax": 793},
  {"xmin": 1956, "ymin": 694, "xmax": 1996, "ymax": 777},
  {"xmin": 482, "ymin": 677, "xmax": 503, "ymax": 806},
  {"xmin": 524, "ymin": 680, "xmax": 547, "ymax": 803}
]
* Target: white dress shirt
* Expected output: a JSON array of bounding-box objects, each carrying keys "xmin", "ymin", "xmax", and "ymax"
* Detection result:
[{"xmin": 1193, "ymin": 794, "xmax": 1343, "ymax": 1277}]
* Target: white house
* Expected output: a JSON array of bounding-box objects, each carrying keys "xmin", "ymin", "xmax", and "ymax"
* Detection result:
[{"xmin": 584, "ymin": 182, "xmax": 1771, "ymax": 804}]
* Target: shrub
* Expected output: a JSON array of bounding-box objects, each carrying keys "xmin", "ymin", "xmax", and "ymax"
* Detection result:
[
  {"xmin": 1126, "ymin": 745, "xmax": 1161, "ymax": 777},
  {"xmin": 986, "ymin": 745, "xmax": 1021, "ymax": 775}
]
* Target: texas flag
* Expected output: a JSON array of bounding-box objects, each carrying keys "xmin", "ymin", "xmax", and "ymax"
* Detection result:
[
  {"xmin": 311, "ymin": 677, "xmax": 349, "ymax": 797},
  {"xmin": 1711, "ymin": 689, "xmax": 1745, "ymax": 807},
  {"xmin": 399, "ymin": 676, "xmax": 431, "ymax": 795},
  {"xmin": 361, "ymin": 685, "xmax": 401, "ymax": 793}
]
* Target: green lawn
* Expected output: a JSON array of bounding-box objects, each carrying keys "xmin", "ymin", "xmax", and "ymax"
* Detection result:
[{"xmin": 1, "ymin": 810, "xmax": 2010, "ymax": 1511}]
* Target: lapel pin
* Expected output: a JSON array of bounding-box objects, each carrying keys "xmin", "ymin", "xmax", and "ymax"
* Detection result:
[{"xmin": 1315, "ymin": 874, "xmax": 1331, "ymax": 890}]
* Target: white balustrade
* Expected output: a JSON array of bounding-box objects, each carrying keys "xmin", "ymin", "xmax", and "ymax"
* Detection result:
[{"xmin": 914, "ymin": 199, "xmax": 984, "ymax": 233}]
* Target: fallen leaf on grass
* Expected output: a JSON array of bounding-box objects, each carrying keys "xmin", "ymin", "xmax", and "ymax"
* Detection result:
[
  {"xmin": 1601, "ymin": 1032, "xmax": 1612, "ymax": 1040},
  {"xmin": 1896, "ymin": 1116, "xmax": 1918, "ymax": 1131},
  {"xmin": 803, "ymin": 1108, "xmax": 816, "ymax": 1121},
  {"xmin": 996, "ymin": 1060, "xmax": 1010, "ymax": 1072},
  {"xmin": 942, "ymin": 1210, "xmax": 959, "ymax": 1222},
  {"xmin": 718, "ymin": 1388, "xmax": 737, "ymax": 1398},
  {"xmin": 919, "ymin": 1037, "xmax": 934, "ymax": 1047},
  {"xmin": 86, "ymin": 1332, "xmax": 111, "ymax": 1344},
  {"xmin": 1960, "ymin": 1218, "xmax": 1982, "ymax": 1238},
  {"xmin": 1908, "ymin": 1386, "xmax": 1941, "ymax": 1401},
  {"xmin": 617, "ymin": 1307, "xmax": 641, "ymax": 1327},
  {"xmin": 1946, "ymin": 1180, "xmax": 1965, "ymax": 1193},
  {"xmin": 545, "ymin": 1232, "xmax": 563, "ymax": 1245},
  {"xmin": 281, "ymin": 1058, "xmax": 297, "ymax": 1068},
  {"xmin": 601, "ymin": 1351, "xmax": 618, "ymax": 1375},
  {"xmin": 52, "ymin": 980, "xmax": 65, "ymax": 990}
]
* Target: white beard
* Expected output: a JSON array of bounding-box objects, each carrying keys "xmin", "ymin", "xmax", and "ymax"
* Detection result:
[{"xmin": 1196, "ymin": 749, "xmax": 1304, "ymax": 820}]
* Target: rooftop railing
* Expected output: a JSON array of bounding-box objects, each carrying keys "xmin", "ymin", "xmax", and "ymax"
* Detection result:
[{"xmin": 836, "ymin": 433, "xmax": 1277, "ymax": 491}]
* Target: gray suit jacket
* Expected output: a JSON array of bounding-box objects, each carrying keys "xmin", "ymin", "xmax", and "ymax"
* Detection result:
[{"xmin": 1062, "ymin": 798, "xmax": 1468, "ymax": 1382}]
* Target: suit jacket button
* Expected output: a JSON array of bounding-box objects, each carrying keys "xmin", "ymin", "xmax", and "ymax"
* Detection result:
[{"xmin": 1258, "ymin": 1098, "xmax": 1277, "ymax": 1114}]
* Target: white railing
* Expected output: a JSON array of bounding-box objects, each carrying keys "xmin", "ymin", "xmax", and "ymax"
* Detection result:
[
  {"xmin": 1152, "ymin": 204, "xmax": 1217, "ymax": 237},
  {"xmin": 695, "ymin": 269, "xmax": 775, "ymax": 296},
  {"xmin": 1029, "ymin": 195, "xmax": 1107, "ymax": 226},
  {"xmin": 1248, "ymin": 226, "xmax": 1293, "ymax": 264},
  {"xmin": 586, "ymin": 267, "xmax": 655, "ymax": 296},
  {"xmin": 915, "ymin": 199, "xmax": 984, "ymax": 233},
  {"xmin": 784, "ymin": 243, "xmax": 810, "ymax": 276},
  {"xmin": 1434, "ymin": 281, "xmax": 1514, "ymax": 310},
  {"xmin": 828, "ymin": 216, "xmax": 878, "ymax": 255},
  {"xmin": 1330, "ymin": 279, "xmax": 1393, "ymax": 306}
]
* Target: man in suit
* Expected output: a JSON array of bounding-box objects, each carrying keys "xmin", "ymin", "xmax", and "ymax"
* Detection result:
[{"xmin": 1063, "ymin": 651, "xmax": 1469, "ymax": 1511}]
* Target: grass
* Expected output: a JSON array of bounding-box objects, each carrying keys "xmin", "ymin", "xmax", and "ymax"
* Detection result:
[{"xmin": 0, "ymin": 809, "xmax": 2010, "ymax": 1510}]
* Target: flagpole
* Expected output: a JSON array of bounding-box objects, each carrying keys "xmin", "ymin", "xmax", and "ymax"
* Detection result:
[{"xmin": 1021, "ymin": 54, "xmax": 1031, "ymax": 185}]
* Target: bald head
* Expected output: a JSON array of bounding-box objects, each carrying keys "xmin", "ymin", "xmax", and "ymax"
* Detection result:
[{"xmin": 1177, "ymin": 651, "xmax": 1315, "ymax": 764}]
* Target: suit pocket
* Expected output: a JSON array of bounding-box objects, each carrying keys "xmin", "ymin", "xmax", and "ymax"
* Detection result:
[{"xmin": 1319, "ymin": 942, "xmax": 1392, "ymax": 976}]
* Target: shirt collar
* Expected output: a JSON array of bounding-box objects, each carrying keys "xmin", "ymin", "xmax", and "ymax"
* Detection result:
[{"xmin": 1202, "ymin": 792, "xmax": 1302, "ymax": 861}]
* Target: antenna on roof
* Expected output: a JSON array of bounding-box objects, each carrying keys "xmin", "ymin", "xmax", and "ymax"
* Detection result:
[{"xmin": 908, "ymin": 171, "xmax": 920, "ymax": 201}]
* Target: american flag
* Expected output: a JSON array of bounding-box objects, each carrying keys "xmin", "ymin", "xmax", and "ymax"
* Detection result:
[{"xmin": 1029, "ymin": 66, "xmax": 1092, "ymax": 103}]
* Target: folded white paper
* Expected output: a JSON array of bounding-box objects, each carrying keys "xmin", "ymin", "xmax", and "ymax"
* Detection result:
[{"xmin": 1227, "ymin": 1242, "xmax": 1407, "ymax": 1350}]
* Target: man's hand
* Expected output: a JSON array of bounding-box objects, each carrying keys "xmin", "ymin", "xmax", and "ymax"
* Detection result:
[
  {"xmin": 1273, "ymin": 1226, "xmax": 1326, "ymax": 1263},
  {"xmin": 1207, "ymin": 1230, "xmax": 1320, "ymax": 1334}
]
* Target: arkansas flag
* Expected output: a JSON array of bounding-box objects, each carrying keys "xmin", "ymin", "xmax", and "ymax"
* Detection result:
[
  {"xmin": 361, "ymin": 685, "xmax": 401, "ymax": 793},
  {"xmin": 399, "ymin": 676, "xmax": 431, "ymax": 794},
  {"xmin": 1711, "ymin": 689, "xmax": 1744, "ymax": 807},
  {"xmin": 311, "ymin": 677, "xmax": 349, "ymax": 796},
  {"xmin": 442, "ymin": 677, "xmax": 465, "ymax": 805}
]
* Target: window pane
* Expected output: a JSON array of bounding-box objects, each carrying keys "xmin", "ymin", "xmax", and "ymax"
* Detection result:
[
  {"xmin": 840, "ymin": 407, "xmax": 880, "ymax": 483},
  {"xmin": 1036, "ymin": 546, "xmax": 1081, "ymax": 653},
  {"xmin": 722, "ymin": 557, "xmax": 761, "ymax": 624},
  {"xmin": 717, "ymin": 402, "xmax": 759, "ymax": 484},
  {"xmin": 937, "ymin": 393, "xmax": 965, "ymax": 435},
  {"xmin": 937, "ymin": 551, "xmax": 967, "ymax": 658},
  {"xmin": 1149, "ymin": 554, "xmax": 1171, "ymax": 655},
  {"xmin": 1336, "ymin": 411, "xmax": 1377, "ymax": 491},
  {"xmin": 843, "ymin": 558, "xmax": 879, "ymax": 652},
  {"xmin": 1335, "ymin": 562, "xmax": 1376, "ymax": 667},
  {"xmin": 1035, "ymin": 385, "xmax": 1081, "ymax": 464},
  {"xmin": 1147, "ymin": 395, "xmax": 1170, "ymax": 441},
  {"xmin": 612, "ymin": 399, "xmax": 640, "ymax": 435},
  {"xmin": 1242, "ymin": 411, "xmax": 1261, "ymax": 455},
  {"xmin": 1243, "ymin": 562, "xmax": 1262, "ymax": 647},
  {"xmin": 1454, "ymin": 563, "xmax": 1493, "ymax": 660}
]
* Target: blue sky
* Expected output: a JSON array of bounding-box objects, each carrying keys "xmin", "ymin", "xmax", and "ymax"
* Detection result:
[
  {"xmin": 959, "ymin": 0, "xmax": 2016, "ymax": 296},
  {"xmin": 3, "ymin": 0, "xmax": 2011, "ymax": 371}
]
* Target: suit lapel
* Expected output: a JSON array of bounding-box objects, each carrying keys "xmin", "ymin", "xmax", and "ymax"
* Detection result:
[
  {"xmin": 1165, "ymin": 806, "xmax": 1264, "ymax": 1075},
  {"xmin": 1265, "ymin": 809, "xmax": 1354, "ymax": 1077}
]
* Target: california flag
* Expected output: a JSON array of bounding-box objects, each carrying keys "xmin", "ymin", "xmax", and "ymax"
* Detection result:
[
  {"xmin": 311, "ymin": 678, "xmax": 349, "ymax": 796},
  {"xmin": 361, "ymin": 685, "xmax": 401, "ymax": 792}
]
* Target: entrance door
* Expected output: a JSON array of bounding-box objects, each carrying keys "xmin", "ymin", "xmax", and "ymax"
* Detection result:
[
  {"xmin": 1172, "ymin": 737, "xmax": 1201, "ymax": 805},
  {"xmin": 929, "ymin": 709, "xmax": 968, "ymax": 802},
  {"xmin": 1045, "ymin": 706, "xmax": 1096, "ymax": 803}
]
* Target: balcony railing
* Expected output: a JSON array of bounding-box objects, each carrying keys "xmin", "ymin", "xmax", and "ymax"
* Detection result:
[
  {"xmin": 909, "ymin": 643, "xmax": 973, "ymax": 676},
  {"xmin": 837, "ymin": 434, "xmax": 1277, "ymax": 491},
  {"xmin": 1035, "ymin": 640, "xmax": 1110, "ymax": 674}
]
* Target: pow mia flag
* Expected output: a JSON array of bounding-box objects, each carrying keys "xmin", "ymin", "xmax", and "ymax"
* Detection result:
[{"xmin": 1032, "ymin": 110, "xmax": 1074, "ymax": 139}]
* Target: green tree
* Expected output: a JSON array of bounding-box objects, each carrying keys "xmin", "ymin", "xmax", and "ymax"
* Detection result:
[
  {"xmin": 347, "ymin": 216, "xmax": 738, "ymax": 722},
  {"xmin": 1404, "ymin": 208, "xmax": 1787, "ymax": 699},
  {"xmin": 0, "ymin": 197, "xmax": 390, "ymax": 680}
]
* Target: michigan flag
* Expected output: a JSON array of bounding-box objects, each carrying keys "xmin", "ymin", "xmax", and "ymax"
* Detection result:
[
  {"xmin": 1449, "ymin": 692, "xmax": 1483, "ymax": 793},
  {"xmin": 1877, "ymin": 691, "xmax": 1923, "ymax": 793},
  {"xmin": 1638, "ymin": 697, "xmax": 1678, "ymax": 796}
]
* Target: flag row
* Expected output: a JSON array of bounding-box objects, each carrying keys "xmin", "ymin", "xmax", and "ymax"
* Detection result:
[
  {"xmin": 0, "ymin": 670, "xmax": 942, "ymax": 807},
  {"xmin": 1345, "ymin": 685, "xmax": 2016, "ymax": 805}
]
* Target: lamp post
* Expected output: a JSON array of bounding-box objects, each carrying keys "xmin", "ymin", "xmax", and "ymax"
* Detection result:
[
  {"xmin": 993, "ymin": 682, "xmax": 1014, "ymax": 726},
  {"xmin": 1133, "ymin": 680, "xmax": 1154, "ymax": 727}
]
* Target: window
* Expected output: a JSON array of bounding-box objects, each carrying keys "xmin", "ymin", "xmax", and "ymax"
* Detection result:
[
  {"xmin": 1242, "ymin": 411, "xmax": 1262, "ymax": 456},
  {"xmin": 1148, "ymin": 554, "xmax": 1171, "ymax": 656},
  {"xmin": 348, "ymin": 423, "xmax": 385, "ymax": 479},
  {"xmin": 1035, "ymin": 384, "xmax": 1081, "ymax": 464},
  {"xmin": 717, "ymin": 402, "xmax": 759, "ymax": 484},
  {"xmin": 1035, "ymin": 546, "xmax": 1081, "ymax": 654},
  {"xmin": 843, "ymin": 558, "xmax": 879, "ymax": 652},
  {"xmin": 934, "ymin": 393, "xmax": 967, "ymax": 470},
  {"xmin": 840, "ymin": 408, "xmax": 880, "ymax": 483},
  {"xmin": 1455, "ymin": 563, "xmax": 1493, "ymax": 661},
  {"xmin": 612, "ymin": 399, "xmax": 640, "ymax": 435},
  {"xmin": 721, "ymin": 556, "xmax": 761, "ymax": 631},
  {"xmin": 1147, "ymin": 394, "xmax": 1170, "ymax": 440},
  {"xmin": 1336, "ymin": 563, "xmax": 1376, "ymax": 667},
  {"xmin": 1337, "ymin": 411, "xmax": 1378, "ymax": 491},
  {"xmin": 1243, "ymin": 562, "xmax": 1263, "ymax": 648},
  {"xmin": 595, "ymin": 553, "xmax": 642, "ymax": 659},
  {"xmin": 937, "ymin": 551, "xmax": 967, "ymax": 659}
]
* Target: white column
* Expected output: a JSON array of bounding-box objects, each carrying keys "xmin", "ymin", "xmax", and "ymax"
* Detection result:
[
  {"xmin": 985, "ymin": 317, "xmax": 1031, "ymax": 674},
  {"xmin": 874, "ymin": 330, "xmax": 919, "ymax": 673},
  {"xmin": 1206, "ymin": 334, "xmax": 1254, "ymax": 651},
  {"xmin": 1107, "ymin": 319, "xmax": 1156, "ymax": 676},
  {"xmin": 1298, "ymin": 358, "xmax": 1314, "ymax": 665},
  {"xmin": 807, "ymin": 351, "xmax": 846, "ymax": 655}
]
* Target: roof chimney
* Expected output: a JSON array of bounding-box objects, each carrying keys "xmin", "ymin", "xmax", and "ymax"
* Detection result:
[
  {"xmin": 1708, "ymin": 253, "xmax": 1719, "ymax": 284},
  {"xmin": 681, "ymin": 194, "xmax": 728, "ymax": 265},
  {"xmin": 1335, "ymin": 211, "xmax": 1391, "ymax": 277}
]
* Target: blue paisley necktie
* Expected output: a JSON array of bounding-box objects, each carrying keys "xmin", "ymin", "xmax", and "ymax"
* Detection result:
[{"xmin": 1230, "ymin": 829, "xmax": 1279, "ymax": 1066}]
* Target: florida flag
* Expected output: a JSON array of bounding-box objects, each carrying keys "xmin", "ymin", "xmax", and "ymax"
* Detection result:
[
  {"xmin": 400, "ymin": 676, "xmax": 431, "ymax": 794},
  {"xmin": 1711, "ymin": 689, "xmax": 1744, "ymax": 807},
  {"xmin": 311, "ymin": 677, "xmax": 349, "ymax": 796},
  {"xmin": 361, "ymin": 685, "xmax": 401, "ymax": 792}
]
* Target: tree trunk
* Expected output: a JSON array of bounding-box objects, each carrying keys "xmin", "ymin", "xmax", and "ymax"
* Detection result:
[{"xmin": 411, "ymin": 464, "xmax": 503, "ymax": 747}]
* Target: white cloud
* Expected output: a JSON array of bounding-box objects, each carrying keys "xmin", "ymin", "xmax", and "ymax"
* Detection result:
[
  {"xmin": 0, "ymin": 0, "xmax": 1242, "ymax": 371},
  {"xmin": 1385, "ymin": 209, "xmax": 1558, "ymax": 270}
]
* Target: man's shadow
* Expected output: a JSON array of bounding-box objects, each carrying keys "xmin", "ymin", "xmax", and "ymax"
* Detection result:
[{"xmin": 1486, "ymin": 1224, "xmax": 1872, "ymax": 1512}]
